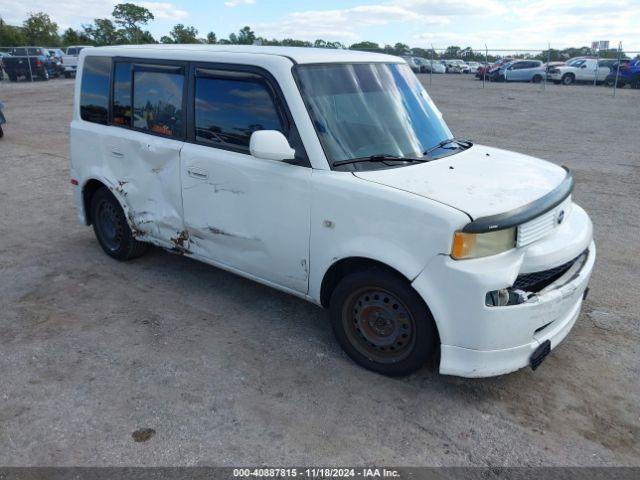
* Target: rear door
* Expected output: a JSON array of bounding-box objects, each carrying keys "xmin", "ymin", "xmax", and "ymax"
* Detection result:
[
  {"xmin": 100, "ymin": 59, "xmax": 187, "ymax": 248},
  {"xmin": 180, "ymin": 65, "xmax": 312, "ymax": 293}
]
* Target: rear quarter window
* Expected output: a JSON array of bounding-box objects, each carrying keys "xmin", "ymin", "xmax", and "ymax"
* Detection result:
[
  {"xmin": 80, "ymin": 56, "xmax": 111, "ymax": 125},
  {"xmin": 132, "ymin": 65, "xmax": 185, "ymax": 139}
]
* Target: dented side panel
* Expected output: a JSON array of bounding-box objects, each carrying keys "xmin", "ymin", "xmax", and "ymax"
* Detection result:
[
  {"xmin": 99, "ymin": 126, "xmax": 186, "ymax": 249},
  {"xmin": 180, "ymin": 143, "xmax": 312, "ymax": 293}
]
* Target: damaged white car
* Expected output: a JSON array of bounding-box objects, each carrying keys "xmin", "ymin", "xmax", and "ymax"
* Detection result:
[{"xmin": 70, "ymin": 45, "xmax": 595, "ymax": 377}]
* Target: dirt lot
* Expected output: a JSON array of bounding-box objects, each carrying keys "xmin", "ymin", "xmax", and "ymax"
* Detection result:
[{"xmin": 0, "ymin": 74, "xmax": 638, "ymax": 467}]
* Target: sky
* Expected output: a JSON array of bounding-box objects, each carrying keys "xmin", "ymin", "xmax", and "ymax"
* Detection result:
[{"xmin": 1, "ymin": 0, "xmax": 639, "ymax": 52}]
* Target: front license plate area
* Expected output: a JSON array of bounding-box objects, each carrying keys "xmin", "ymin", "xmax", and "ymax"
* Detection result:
[{"xmin": 530, "ymin": 340, "xmax": 551, "ymax": 370}]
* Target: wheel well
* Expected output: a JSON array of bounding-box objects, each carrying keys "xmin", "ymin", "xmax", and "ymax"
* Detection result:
[
  {"xmin": 82, "ymin": 179, "xmax": 107, "ymax": 225},
  {"xmin": 320, "ymin": 257, "xmax": 410, "ymax": 309}
]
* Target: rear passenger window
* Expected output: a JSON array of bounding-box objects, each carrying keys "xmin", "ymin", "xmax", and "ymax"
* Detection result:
[
  {"xmin": 133, "ymin": 65, "xmax": 184, "ymax": 139},
  {"xmin": 113, "ymin": 63, "xmax": 132, "ymax": 127},
  {"xmin": 80, "ymin": 56, "xmax": 111, "ymax": 125},
  {"xmin": 194, "ymin": 70, "xmax": 284, "ymax": 151}
]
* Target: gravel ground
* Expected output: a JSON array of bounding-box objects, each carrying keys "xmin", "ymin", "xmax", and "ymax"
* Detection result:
[{"xmin": 0, "ymin": 74, "xmax": 638, "ymax": 467}]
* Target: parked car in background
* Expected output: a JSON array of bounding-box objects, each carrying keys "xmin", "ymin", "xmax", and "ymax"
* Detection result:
[
  {"xmin": 402, "ymin": 56, "xmax": 422, "ymax": 73},
  {"xmin": 604, "ymin": 57, "xmax": 640, "ymax": 88},
  {"xmin": 547, "ymin": 58, "xmax": 610, "ymax": 85},
  {"xmin": 443, "ymin": 59, "xmax": 469, "ymax": 74},
  {"xmin": 466, "ymin": 61, "xmax": 481, "ymax": 74},
  {"xmin": 62, "ymin": 45, "xmax": 93, "ymax": 78},
  {"xmin": 0, "ymin": 52, "xmax": 10, "ymax": 80},
  {"xmin": 477, "ymin": 58, "xmax": 513, "ymax": 79},
  {"xmin": 3, "ymin": 47, "xmax": 56, "ymax": 81},
  {"xmin": 494, "ymin": 60, "xmax": 546, "ymax": 83},
  {"xmin": 47, "ymin": 48, "xmax": 66, "ymax": 76},
  {"xmin": 426, "ymin": 60, "xmax": 446, "ymax": 74}
]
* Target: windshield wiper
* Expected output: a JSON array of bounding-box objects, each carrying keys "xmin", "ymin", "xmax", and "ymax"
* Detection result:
[
  {"xmin": 332, "ymin": 154, "xmax": 427, "ymax": 167},
  {"xmin": 423, "ymin": 138, "xmax": 473, "ymax": 157}
]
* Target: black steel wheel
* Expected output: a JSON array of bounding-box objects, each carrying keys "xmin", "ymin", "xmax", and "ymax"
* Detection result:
[
  {"xmin": 329, "ymin": 268, "xmax": 437, "ymax": 376},
  {"xmin": 90, "ymin": 187, "xmax": 149, "ymax": 261}
]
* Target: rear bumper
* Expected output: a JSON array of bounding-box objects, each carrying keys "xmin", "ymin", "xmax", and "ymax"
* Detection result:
[{"xmin": 412, "ymin": 203, "xmax": 595, "ymax": 377}]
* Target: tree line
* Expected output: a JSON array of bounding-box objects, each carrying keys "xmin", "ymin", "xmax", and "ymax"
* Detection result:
[{"xmin": 0, "ymin": 3, "xmax": 627, "ymax": 61}]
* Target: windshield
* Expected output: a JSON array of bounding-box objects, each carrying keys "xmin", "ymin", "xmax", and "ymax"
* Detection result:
[{"xmin": 296, "ymin": 63, "xmax": 453, "ymax": 170}]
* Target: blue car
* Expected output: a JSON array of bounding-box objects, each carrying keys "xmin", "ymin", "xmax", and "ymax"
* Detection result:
[
  {"xmin": 492, "ymin": 60, "xmax": 546, "ymax": 83},
  {"xmin": 604, "ymin": 57, "xmax": 640, "ymax": 88}
]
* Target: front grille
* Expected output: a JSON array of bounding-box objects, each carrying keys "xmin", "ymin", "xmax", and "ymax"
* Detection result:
[
  {"xmin": 517, "ymin": 196, "xmax": 572, "ymax": 247},
  {"xmin": 513, "ymin": 251, "xmax": 586, "ymax": 292}
]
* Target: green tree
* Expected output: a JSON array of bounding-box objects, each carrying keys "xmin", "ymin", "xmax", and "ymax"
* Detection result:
[
  {"xmin": 112, "ymin": 3, "xmax": 154, "ymax": 44},
  {"xmin": 349, "ymin": 41, "xmax": 381, "ymax": 52},
  {"xmin": 443, "ymin": 45, "xmax": 461, "ymax": 58},
  {"xmin": 230, "ymin": 26, "xmax": 255, "ymax": 45},
  {"xmin": 206, "ymin": 31, "xmax": 217, "ymax": 44},
  {"xmin": 83, "ymin": 18, "xmax": 122, "ymax": 46},
  {"xmin": 280, "ymin": 38, "xmax": 311, "ymax": 47},
  {"xmin": 22, "ymin": 12, "xmax": 59, "ymax": 46},
  {"xmin": 0, "ymin": 18, "xmax": 26, "ymax": 46},
  {"xmin": 161, "ymin": 24, "xmax": 199, "ymax": 44}
]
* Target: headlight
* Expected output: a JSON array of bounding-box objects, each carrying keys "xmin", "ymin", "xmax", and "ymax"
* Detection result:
[{"xmin": 451, "ymin": 228, "xmax": 516, "ymax": 260}]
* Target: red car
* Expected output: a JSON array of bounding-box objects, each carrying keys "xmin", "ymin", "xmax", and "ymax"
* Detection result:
[{"xmin": 476, "ymin": 58, "xmax": 513, "ymax": 79}]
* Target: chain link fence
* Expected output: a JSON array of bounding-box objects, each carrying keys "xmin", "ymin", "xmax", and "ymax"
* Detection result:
[{"xmin": 416, "ymin": 44, "xmax": 640, "ymax": 98}]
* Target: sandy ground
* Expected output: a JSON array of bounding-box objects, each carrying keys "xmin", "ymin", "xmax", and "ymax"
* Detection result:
[{"xmin": 0, "ymin": 74, "xmax": 638, "ymax": 466}]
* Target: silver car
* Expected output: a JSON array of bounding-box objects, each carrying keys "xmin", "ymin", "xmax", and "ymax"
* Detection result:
[{"xmin": 499, "ymin": 60, "xmax": 546, "ymax": 83}]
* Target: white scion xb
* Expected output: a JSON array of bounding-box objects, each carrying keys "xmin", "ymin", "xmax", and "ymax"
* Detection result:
[{"xmin": 70, "ymin": 45, "xmax": 595, "ymax": 377}]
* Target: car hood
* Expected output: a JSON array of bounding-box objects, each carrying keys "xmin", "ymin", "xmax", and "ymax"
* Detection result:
[{"xmin": 352, "ymin": 144, "xmax": 567, "ymax": 220}]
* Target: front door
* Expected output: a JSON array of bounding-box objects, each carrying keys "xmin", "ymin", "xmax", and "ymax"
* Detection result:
[{"xmin": 180, "ymin": 66, "xmax": 312, "ymax": 293}]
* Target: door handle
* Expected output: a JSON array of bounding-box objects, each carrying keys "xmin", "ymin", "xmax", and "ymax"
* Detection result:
[
  {"xmin": 187, "ymin": 167, "xmax": 209, "ymax": 180},
  {"xmin": 111, "ymin": 151, "xmax": 124, "ymax": 158}
]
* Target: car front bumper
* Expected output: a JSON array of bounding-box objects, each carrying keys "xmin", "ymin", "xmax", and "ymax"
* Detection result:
[{"xmin": 412, "ymin": 203, "xmax": 595, "ymax": 377}]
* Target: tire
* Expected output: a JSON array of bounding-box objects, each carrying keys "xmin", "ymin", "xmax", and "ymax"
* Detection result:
[
  {"xmin": 329, "ymin": 268, "xmax": 438, "ymax": 376},
  {"xmin": 561, "ymin": 73, "xmax": 574, "ymax": 85},
  {"xmin": 41, "ymin": 71, "xmax": 49, "ymax": 81},
  {"xmin": 532, "ymin": 75, "xmax": 542, "ymax": 83},
  {"xmin": 90, "ymin": 187, "xmax": 149, "ymax": 261},
  {"xmin": 64, "ymin": 72, "xmax": 71, "ymax": 79},
  {"xmin": 604, "ymin": 77, "xmax": 615, "ymax": 87},
  {"xmin": 632, "ymin": 74, "xmax": 640, "ymax": 89},
  {"xmin": 9, "ymin": 74, "xmax": 17, "ymax": 82},
  {"xmin": 0, "ymin": 125, "xmax": 3, "ymax": 138},
  {"xmin": 553, "ymin": 80, "xmax": 561, "ymax": 85}
]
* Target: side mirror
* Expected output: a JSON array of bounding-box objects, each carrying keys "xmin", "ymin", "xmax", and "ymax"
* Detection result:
[
  {"xmin": 581, "ymin": 65, "xmax": 587, "ymax": 69},
  {"xmin": 249, "ymin": 130, "xmax": 295, "ymax": 161}
]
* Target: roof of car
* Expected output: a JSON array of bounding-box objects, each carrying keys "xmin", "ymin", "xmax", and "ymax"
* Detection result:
[{"xmin": 88, "ymin": 44, "xmax": 403, "ymax": 65}]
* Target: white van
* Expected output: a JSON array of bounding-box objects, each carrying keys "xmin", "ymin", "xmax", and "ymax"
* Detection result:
[{"xmin": 70, "ymin": 45, "xmax": 595, "ymax": 377}]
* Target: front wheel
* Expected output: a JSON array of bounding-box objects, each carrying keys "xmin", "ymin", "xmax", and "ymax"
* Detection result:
[
  {"xmin": 562, "ymin": 74, "xmax": 575, "ymax": 85},
  {"xmin": 329, "ymin": 268, "xmax": 438, "ymax": 376},
  {"xmin": 90, "ymin": 187, "xmax": 149, "ymax": 261}
]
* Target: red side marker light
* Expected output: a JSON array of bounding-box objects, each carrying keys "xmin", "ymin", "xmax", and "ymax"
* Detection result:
[{"xmin": 70, "ymin": 179, "xmax": 79, "ymax": 185}]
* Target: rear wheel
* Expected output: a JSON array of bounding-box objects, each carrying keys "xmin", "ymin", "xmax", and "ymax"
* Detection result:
[
  {"xmin": 532, "ymin": 74, "xmax": 542, "ymax": 83},
  {"xmin": 64, "ymin": 71, "xmax": 71, "ymax": 78},
  {"xmin": 90, "ymin": 187, "xmax": 149, "ymax": 261},
  {"xmin": 329, "ymin": 268, "xmax": 437, "ymax": 376},
  {"xmin": 562, "ymin": 73, "xmax": 575, "ymax": 85}
]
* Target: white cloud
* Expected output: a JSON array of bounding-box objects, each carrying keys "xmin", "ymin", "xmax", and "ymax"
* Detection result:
[
  {"xmin": 138, "ymin": 2, "xmax": 188, "ymax": 20},
  {"xmin": 224, "ymin": 0, "xmax": 255, "ymax": 7},
  {"xmin": 255, "ymin": 4, "xmax": 446, "ymax": 42},
  {"xmin": 0, "ymin": 0, "xmax": 187, "ymax": 30}
]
